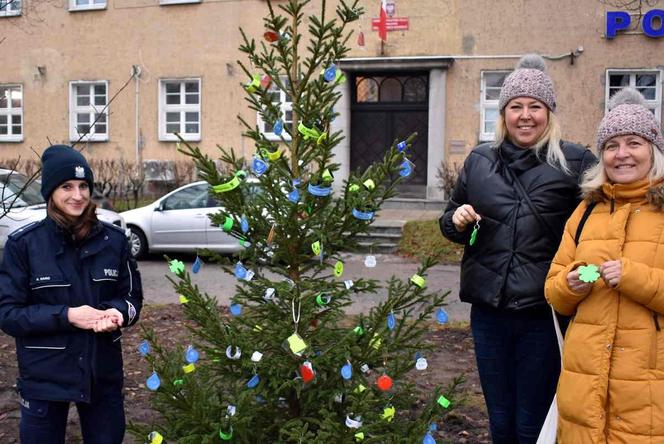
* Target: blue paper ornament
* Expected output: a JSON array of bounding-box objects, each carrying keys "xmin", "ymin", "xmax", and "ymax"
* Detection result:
[
  {"xmin": 288, "ymin": 189, "xmax": 300, "ymax": 203},
  {"xmin": 247, "ymin": 374, "xmax": 260, "ymax": 389},
  {"xmin": 399, "ymin": 159, "xmax": 414, "ymax": 178},
  {"xmin": 192, "ymin": 256, "xmax": 202, "ymax": 274},
  {"xmin": 234, "ymin": 263, "xmax": 248, "ymax": 279},
  {"xmin": 138, "ymin": 340, "xmax": 150, "ymax": 357},
  {"xmin": 324, "ymin": 65, "xmax": 337, "ymax": 82},
  {"xmin": 292, "ymin": 178, "xmax": 301, "ymax": 187},
  {"xmin": 387, "ymin": 312, "xmax": 396, "ymax": 331},
  {"xmin": 436, "ymin": 308, "xmax": 449, "ymax": 325},
  {"xmin": 240, "ymin": 216, "xmax": 249, "ymax": 234},
  {"xmin": 185, "ymin": 345, "xmax": 200, "ymax": 364},
  {"xmin": 230, "ymin": 303, "xmax": 242, "ymax": 317},
  {"xmin": 252, "ymin": 157, "xmax": 269, "ymax": 176},
  {"xmin": 396, "ymin": 141, "xmax": 408, "ymax": 152},
  {"xmin": 273, "ymin": 119, "xmax": 284, "ymax": 136},
  {"xmin": 341, "ymin": 362, "xmax": 353, "ymax": 380},
  {"xmin": 146, "ymin": 371, "xmax": 161, "ymax": 391},
  {"xmin": 422, "ymin": 433, "xmax": 436, "ymax": 444}
]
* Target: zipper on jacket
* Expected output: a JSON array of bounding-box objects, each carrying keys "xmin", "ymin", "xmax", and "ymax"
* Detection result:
[
  {"xmin": 651, "ymin": 311, "xmax": 660, "ymax": 369},
  {"xmin": 610, "ymin": 198, "xmax": 615, "ymax": 214}
]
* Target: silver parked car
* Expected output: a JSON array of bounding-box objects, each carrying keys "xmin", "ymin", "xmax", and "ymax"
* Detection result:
[
  {"xmin": 0, "ymin": 169, "xmax": 127, "ymax": 260},
  {"xmin": 120, "ymin": 181, "xmax": 243, "ymax": 259}
]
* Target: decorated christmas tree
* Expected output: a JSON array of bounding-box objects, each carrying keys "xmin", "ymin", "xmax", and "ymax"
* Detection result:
[{"xmin": 130, "ymin": 1, "xmax": 455, "ymax": 442}]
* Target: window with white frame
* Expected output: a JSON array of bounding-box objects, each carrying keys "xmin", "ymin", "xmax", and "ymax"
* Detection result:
[
  {"xmin": 258, "ymin": 76, "xmax": 293, "ymax": 141},
  {"xmin": 0, "ymin": 85, "xmax": 23, "ymax": 142},
  {"xmin": 69, "ymin": 81, "xmax": 108, "ymax": 142},
  {"xmin": 159, "ymin": 79, "xmax": 201, "ymax": 141},
  {"xmin": 606, "ymin": 69, "xmax": 662, "ymax": 123},
  {"xmin": 479, "ymin": 70, "xmax": 510, "ymax": 142},
  {"xmin": 69, "ymin": 0, "xmax": 106, "ymax": 11},
  {"xmin": 0, "ymin": 0, "xmax": 21, "ymax": 17}
]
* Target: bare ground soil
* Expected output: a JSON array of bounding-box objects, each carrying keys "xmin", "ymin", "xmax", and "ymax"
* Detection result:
[{"xmin": 0, "ymin": 305, "xmax": 489, "ymax": 443}]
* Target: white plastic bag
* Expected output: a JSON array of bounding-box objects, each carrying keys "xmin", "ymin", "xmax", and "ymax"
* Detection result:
[{"xmin": 536, "ymin": 306, "xmax": 564, "ymax": 444}]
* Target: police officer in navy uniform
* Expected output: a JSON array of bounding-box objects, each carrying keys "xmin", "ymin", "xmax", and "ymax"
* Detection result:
[{"xmin": 0, "ymin": 145, "xmax": 143, "ymax": 444}]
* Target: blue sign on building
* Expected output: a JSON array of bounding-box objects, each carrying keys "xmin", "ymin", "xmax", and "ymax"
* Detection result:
[{"xmin": 606, "ymin": 9, "xmax": 664, "ymax": 38}]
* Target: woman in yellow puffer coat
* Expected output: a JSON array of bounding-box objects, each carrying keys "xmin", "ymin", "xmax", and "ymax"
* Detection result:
[{"xmin": 545, "ymin": 87, "xmax": 664, "ymax": 444}]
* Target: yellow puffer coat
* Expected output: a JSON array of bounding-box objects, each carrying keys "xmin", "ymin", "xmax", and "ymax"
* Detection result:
[{"xmin": 545, "ymin": 179, "xmax": 664, "ymax": 444}]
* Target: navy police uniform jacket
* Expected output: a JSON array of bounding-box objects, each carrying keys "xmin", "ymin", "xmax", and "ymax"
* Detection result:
[{"xmin": 0, "ymin": 217, "xmax": 142, "ymax": 403}]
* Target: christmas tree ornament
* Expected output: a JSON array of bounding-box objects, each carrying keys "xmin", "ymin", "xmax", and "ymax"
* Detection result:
[
  {"xmin": 227, "ymin": 405, "xmax": 236, "ymax": 416},
  {"xmin": 222, "ymin": 216, "xmax": 234, "ymax": 232},
  {"xmin": 344, "ymin": 279, "xmax": 354, "ymax": 290},
  {"xmin": 354, "ymin": 432, "xmax": 365, "ymax": 442},
  {"xmin": 260, "ymin": 74, "xmax": 272, "ymax": 90},
  {"xmin": 321, "ymin": 168, "xmax": 334, "ymax": 183},
  {"xmin": 334, "ymin": 393, "xmax": 344, "ymax": 403},
  {"xmin": 387, "ymin": 312, "xmax": 396, "ymax": 330},
  {"xmin": 185, "ymin": 345, "xmax": 200, "ymax": 364},
  {"xmin": 179, "ymin": 295, "xmax": 189, "ymax": 304},
  {"xmin": 292, "ymin": 178, "xmax": 301, "ymax": 187},
  {"xmin": 334, "ymin": 260, "xmax": 344, "ymax": 276},
  {"xmin": 422, "ymin": 433, "xmax": 436, "ymax": 444},
  {"xmin": 578, "ymin": 264, "xmax": 600, "ymax": 283},
  {"xmin": 300, "ymin": 361, "xmax": 315, "ymax": 383},
  {"xmin": 311, "ymin": 241, "xmax": 321, "ymax": 255},
  {"xmin": 286, "ymin": 332, "xmax": 307, "ymax": 356},
  {"xmin": 382, "ymin": 406, "xmax": 396, "ymax": 422},
  {"xmin": 225, "ymin": 345, "xmax": 241, "ymax": 360},
  {"xmin": 263, "ymin": 147, "xmax": 283, "ymax": 161},
  {"xmin": 349, "ymin": 183, "xmax": 360, "ymax": 192},
  {"xmin": 357, "ymin": 30, "xmax": 365, "ymax": 47},
  {"xmin": 192, "ymin": 255, "xmax": 202, "ymax": 273},
  {"xmin": 263, "ymin": 30, "xmax": 279, "ymax": 42},
  {"xmin": 410, "ymin": 274, "xmax": 426, "ymax": 288},
  {"xmin": 146, "ymin": 371, "xmax": 161, "ymax": 391},
  {"xmin": 147, "ymin": 431, "xmax": 164, "ymax": 444},
  {"xmin": 307, "ymin": 182, "xmax": 332, "ymax": 197},
  {"xmin": 138, "ymin": 340, "xmax": 150, "ymax": 357},
  {"xmin": 230, "ymin": 303, "xmax": 242, "ymax": 316},
  {"xmin": 182, "ymin": 363, "xmax": 196, "ymax": 373},
  {"xmin": 264, "ymin": 287, "xmax": 276, "ymax": 302},
  {"xmin": 437, "ymin": 395, "xmax": 451, "ymax": 408},
  {"xmin": 240, "ymin": 216, "xmax": 249, "ymax": 234},
  {"xmin": 173, "ymin": 379, "xmax": 183, "ymax": 386},
  {"xmin": 353, "ymin": 384, "xmax": 367, "ymax": 393},
  {"xmin": 341, "ymin": 362, "xmax": 353, "ymax": 380},
  {"xmin": 246, "ymin": 374, "xmax": 260, "ymax": 389},
  {"xmin": 323, "ymin": 64, "xmax": 337, "ymax": 82},
  {"xmin": 376, "ymin": 374, "xmax": 393, "ymax": 391},
  {"xmin": 219, "ymin": 427, "xmax": 233, "ymax": 441},
  {"xmin": 436, "ymin": 308, "xmax": 449, "ymax": 325},
  {"xmin": 370, "ymin": 333, "xmax": 382, "ymax": 350},
  {"xmin": 273, "ymin": 119, "xmax": 284, "ymax": 136},
  {"xmin": 363, "ymin": 178, "xmax": 375, "ymax": 190},
  {"xmin": 212, "ymin": 173, "xmax": 242, "ymax": 193},
  {"xmin": 416, "ymin": 357, "xmax": 428, "ymax": 370},
  {"xmin": 345, "ymin": 415, "xmax": 362, "ymax": 428},
  {"xmin": 287, "ymin": 189, "xmax": 300, "ymax": 203},
  {"xmin": 315, "ymin": 293, "xmax": 331, "ymax": 306},
  {"xmin": 364, "ymin": 255, "xmax": 376, "ymax": 267},
  {"xmin": 360, "ymin": 363, "xmax": 370, "ymax": 374},
  {"xmin": 244, "ymin": 74, "xmax": 261, "ymax": 93},
  {"xmin": 399, "ymin": 159, "xmax": 415, "ymax": 178},
  {"xmin": 353, "ymin": 325, "xmax": 364, "ymax": 336},
  {"xmin": 396, "ymin": 140, "xmax": 408, "ymax": 152},
  {"xmin": 469, "ymin": 221, "xmax": 480, "ymax": 246},
  {"xmin": 244, "ymin": 270, "xmax": 255, "ymax": 281},
  {"xmin": 168, "ymin": 259, "xmax": 185, "ymax": 275},
  {"xmin": 352, "ymin": 208, "xmax": 375, "ymax": 221},
  {"xmin": 234, "ymin": 262, "xmax": 248, "ymax": 279},
  {"xmin": 251, "ymin": 351, "xmax": 263, "ymax": 362},
  {"xmin": 297, "ymin": 122, "xmax": 327, "ymax": 144},
  {"xmin": 252, "ymin": 156, "xmax": 269, "ymax": 176}
]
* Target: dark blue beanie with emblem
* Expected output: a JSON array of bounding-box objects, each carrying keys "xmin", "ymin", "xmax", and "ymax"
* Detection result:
[{"xmin": 40, "ymin": 145, "xmax": 94, "ymax": 200}]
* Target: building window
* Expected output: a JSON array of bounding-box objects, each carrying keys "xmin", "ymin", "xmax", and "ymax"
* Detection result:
[
  {"xmin": 479, "ymin": 71, "xmax": 510, "ymax": 142},
  {"xmin": 159, "ymin": 79, "xmax": 201, "ymax": 141},
  {"xmin": 354, "ymin": 75, "xmax": 428, "ymax": 103},
  {"xmin": 258, "ymin": 77, "xmax": 293, "ymax": 141},
  {"xmin": 0, "ymin": 0, "xmax": 21, "ymax": 17},
  {"xmin": 606, "ymin": 69, "xmax": 662, "ymax": 123},
  {"xmin": 69, "ymin": 0, "xmax": 106, "ymax": 11},
  {"xmin": 160, "ymin": 0, "xmax": 201, "ymax": 5},
  {"xmin": 69, "ymin": 81, "xmax": 108, "ymax": 142},
  {"xmin": 0, "ymin": 85, "xmax": 23, "ymax": 142}
]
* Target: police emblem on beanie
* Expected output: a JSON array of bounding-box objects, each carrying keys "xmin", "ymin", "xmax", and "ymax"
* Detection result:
[{"xmin": 40, "ymin": 145, "xmax": 94, "ymax": 200}]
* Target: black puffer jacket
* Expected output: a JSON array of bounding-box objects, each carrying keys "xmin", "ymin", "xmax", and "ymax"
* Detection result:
[{"xmin": 440, "ymin": 140, "xmax": 596, "ymax": 311}]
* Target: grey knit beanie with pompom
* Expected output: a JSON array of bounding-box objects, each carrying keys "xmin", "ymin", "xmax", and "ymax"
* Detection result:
[
  {"xmin": 498, "ymin": 54, "xmax": 557, "ymax": 111},
  {"xmin": 596, "ymin": 87, "xmax": 664, "ymax": 151}
]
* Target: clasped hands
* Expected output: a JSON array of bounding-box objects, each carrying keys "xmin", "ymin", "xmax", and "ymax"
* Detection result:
[
  {"xmin": 567, "ymin": 260, "xmax": 622, "ymax": 294},
  {"xmin": 67, "ymin": 305, "xmax": 124, "ymax": 333}
]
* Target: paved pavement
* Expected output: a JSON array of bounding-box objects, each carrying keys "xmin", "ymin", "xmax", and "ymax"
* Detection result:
[{"xmin": 138, "ymin": 252, "xmax": 469, "ymax": 323}]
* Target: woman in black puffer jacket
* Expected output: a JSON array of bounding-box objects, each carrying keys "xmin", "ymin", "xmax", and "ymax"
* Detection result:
[{"xmin": 440, "ymin": 54, "xmax": 596, "ymax": 444}]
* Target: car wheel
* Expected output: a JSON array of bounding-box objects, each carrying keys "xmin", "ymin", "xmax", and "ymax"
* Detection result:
[{"xmin": 128, "ymin": 226, "xmax": 148, "ymax": 259}]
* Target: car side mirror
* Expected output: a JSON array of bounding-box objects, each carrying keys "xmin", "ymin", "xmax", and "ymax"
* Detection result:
[{"xmin": 155, "ymin": 202, "xmax": 164, "ymax": 212}]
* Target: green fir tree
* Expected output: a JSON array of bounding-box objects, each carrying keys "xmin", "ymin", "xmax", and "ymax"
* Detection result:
[{"xmin": 130, "ymin": 1, "xmax": 457, "ymax": 442}]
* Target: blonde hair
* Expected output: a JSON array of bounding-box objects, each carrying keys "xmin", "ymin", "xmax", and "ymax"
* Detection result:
[
  {"xmin": 580, "ymin": 142, "xmax": 664, "ymax": 197},
  {"xmin": 493, "ymin": 110, "xmax": 570, "ymax": 175}
]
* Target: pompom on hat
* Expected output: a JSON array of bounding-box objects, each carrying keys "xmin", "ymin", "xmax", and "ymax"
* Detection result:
[
  {"xmin": 596, "ymin": 87, "xmax": 664, "ymax": 152},
  {"xmin": 40, "ymin": 144, "xmax": 94, "ymax": 200},
  {"xmin": 498, "ymin": 54, "xmax": 557, "ymax": 112}
]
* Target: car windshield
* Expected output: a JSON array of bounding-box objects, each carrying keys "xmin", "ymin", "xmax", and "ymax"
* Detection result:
[{"xmin": 0, "ymin": 173, "xmax": 45, "ymax": 208}]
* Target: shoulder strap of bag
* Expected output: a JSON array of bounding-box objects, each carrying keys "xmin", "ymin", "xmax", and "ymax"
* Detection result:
[
  {"xmin": 574, "ymin": 201, "xmax": 596, "ymax": 245},
  {"xmin": 551, "ymin": 305, "xmax": 563, "ymax": 359}
]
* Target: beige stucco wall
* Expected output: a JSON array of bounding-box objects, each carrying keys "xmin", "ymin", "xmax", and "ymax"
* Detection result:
[{"xmin": 0, "ymin": 0, "xmax": 662, "ymax": 172}]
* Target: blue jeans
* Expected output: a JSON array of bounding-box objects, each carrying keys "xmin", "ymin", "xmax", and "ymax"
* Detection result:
[
  {"xmin": 471, "ymin": 304, "xmax": 565, "ymax": 444},
  {"xmin": 19, "ymin": 384, "xmax": 125, "ymax": 444}
]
